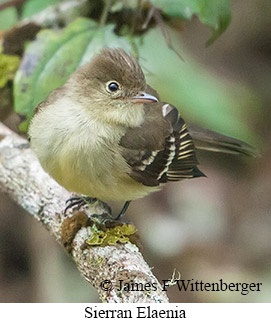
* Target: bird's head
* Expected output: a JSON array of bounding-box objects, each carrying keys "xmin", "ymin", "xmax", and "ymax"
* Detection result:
[{"xmin": 68, "ymin": 48, "xmax": 158, "ymax": 127}]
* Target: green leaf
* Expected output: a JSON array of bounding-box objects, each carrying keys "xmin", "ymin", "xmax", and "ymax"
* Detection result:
[
  {"xmin": 148, "ymin": 0, "xmax": 231, "ymax": 45},
  {"xmin": 148, "ymin": 0, "xmax": 198, "ymax": 19},
  {"xmin": 198, "ymin": 0, "xmax": 231, "ymax": 45},
  {"xmin": 135, "ymin": 28, "xmax": 259, "ymax": 143},
  {"xmin": 14, "ymin": 18, "xmax": 132, "ymax": 131},
  {"xmin": 0, "ymin": 0, "xmax": 63, "ymax": 30},
  {"xmin": 21, "ymin": 0, "xmax": 63, "ymax": 19},
  {"xmin": 21, "ymin": 0, "xmax": 92, "ymax": 28},
  {"xmin": 0, "ymin": 5, "xmax": 18, "ymax": 30}
]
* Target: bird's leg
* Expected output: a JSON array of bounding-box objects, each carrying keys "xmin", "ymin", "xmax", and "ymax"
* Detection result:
[{"xmin": 115, "ymin": 200, "xmax": 131, "ymax": 220}]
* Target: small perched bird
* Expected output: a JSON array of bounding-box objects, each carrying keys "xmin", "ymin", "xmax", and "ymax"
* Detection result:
[{"xmin": 29, "ymin": 48, "xmax": 255, "ymax": 217}]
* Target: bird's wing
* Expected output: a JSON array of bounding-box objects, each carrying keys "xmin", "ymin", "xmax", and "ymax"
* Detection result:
[
  {"xmin": 146, "ymin": 83, "xmax": 258, "ymax": 157},
  {"xmin": 120, "ymin": 103, "xmax": 205, "ymax": 187},
  {"xmin": 187, "ymin": 123, "xmax": 258, "ymax": 157}
]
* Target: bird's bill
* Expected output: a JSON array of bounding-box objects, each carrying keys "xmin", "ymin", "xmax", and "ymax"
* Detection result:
[{"xmin": 129, "ymin": 92, "xmax": 158, "ymax": 104}]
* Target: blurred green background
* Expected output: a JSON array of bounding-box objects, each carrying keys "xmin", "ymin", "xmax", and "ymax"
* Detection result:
[{"xmin": 0, "ymin": 0, "xmax": 270, "ymax": 302}]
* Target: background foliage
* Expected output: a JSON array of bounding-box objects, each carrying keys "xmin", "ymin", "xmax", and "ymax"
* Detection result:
[
  {"xmin": 3, "ymin": 0, "xmax": 249, "ymax": 138},
  {"xmin": 0, "ymin": 0, "xmax": 270, "ymax": 302}
]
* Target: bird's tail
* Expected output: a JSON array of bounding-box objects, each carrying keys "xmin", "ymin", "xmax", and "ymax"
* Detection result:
[{"xmin": 187, "ymin": 123, "xmax": 258, "ymax": 157}]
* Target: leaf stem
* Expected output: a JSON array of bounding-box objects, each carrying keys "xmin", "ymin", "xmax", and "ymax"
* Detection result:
[
  {"xmin": 0, "ymin": 0, "xmax": 26, "ymax": 12},
  {"xmin": 99, "ymin": 0, "xmax": 112, "ymax": 27}
]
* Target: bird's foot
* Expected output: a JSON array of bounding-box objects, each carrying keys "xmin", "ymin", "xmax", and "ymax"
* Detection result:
[
  {"xmin": 64, "ymin": 195, "xmax": 132, "ymax": 229},
  {"xmin": 64, "ymin": 195, "xmax": 98, "ymax": 216},
  {"xmin": 64, "ymin": 195, "xmax": 127, "ymax": 225}
]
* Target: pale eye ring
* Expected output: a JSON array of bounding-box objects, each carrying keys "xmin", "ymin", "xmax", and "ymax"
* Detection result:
[{"xmin": 107, "ymin": 81, "xmax": 120, "ymax": 92}]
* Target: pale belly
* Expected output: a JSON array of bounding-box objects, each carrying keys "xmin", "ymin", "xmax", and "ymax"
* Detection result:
[
  {"xmin": 33, "ymin": 133, "xmax": 159, "ymax": 201},
  {"xmin": 50, "ymin": 157, "xmax": 158, "ymax": 201}
]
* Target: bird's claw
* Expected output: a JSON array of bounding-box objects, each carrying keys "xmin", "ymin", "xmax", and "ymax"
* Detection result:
[{"xmin": 64, "ymin": 196, "xmax": 97, "ymax": 217}]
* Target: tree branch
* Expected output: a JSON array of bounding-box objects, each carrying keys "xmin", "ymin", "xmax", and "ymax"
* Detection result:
[{"xmin": 0, "ymin": 122, "xmax": 168, "ymax": 303}]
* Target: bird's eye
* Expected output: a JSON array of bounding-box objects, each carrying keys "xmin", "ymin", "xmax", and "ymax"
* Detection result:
[{"xmin": 107, "ymin": 81, "xmax": 119, "ymax": 92}]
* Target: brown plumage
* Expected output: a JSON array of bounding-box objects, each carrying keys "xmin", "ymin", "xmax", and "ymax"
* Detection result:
[{"xmin": 120, "ymin": 102, "xmax": 204, "ymax": 187}]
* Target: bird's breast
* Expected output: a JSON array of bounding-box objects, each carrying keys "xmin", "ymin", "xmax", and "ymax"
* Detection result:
[{"xmin": 29, "ymin": 98, "xmax": 158, "ymax": 200}]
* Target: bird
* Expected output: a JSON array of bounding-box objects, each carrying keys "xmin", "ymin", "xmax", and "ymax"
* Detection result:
[{"xmin": 28, "ymin": 48, "xmax": 256, "ymax": 218}]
